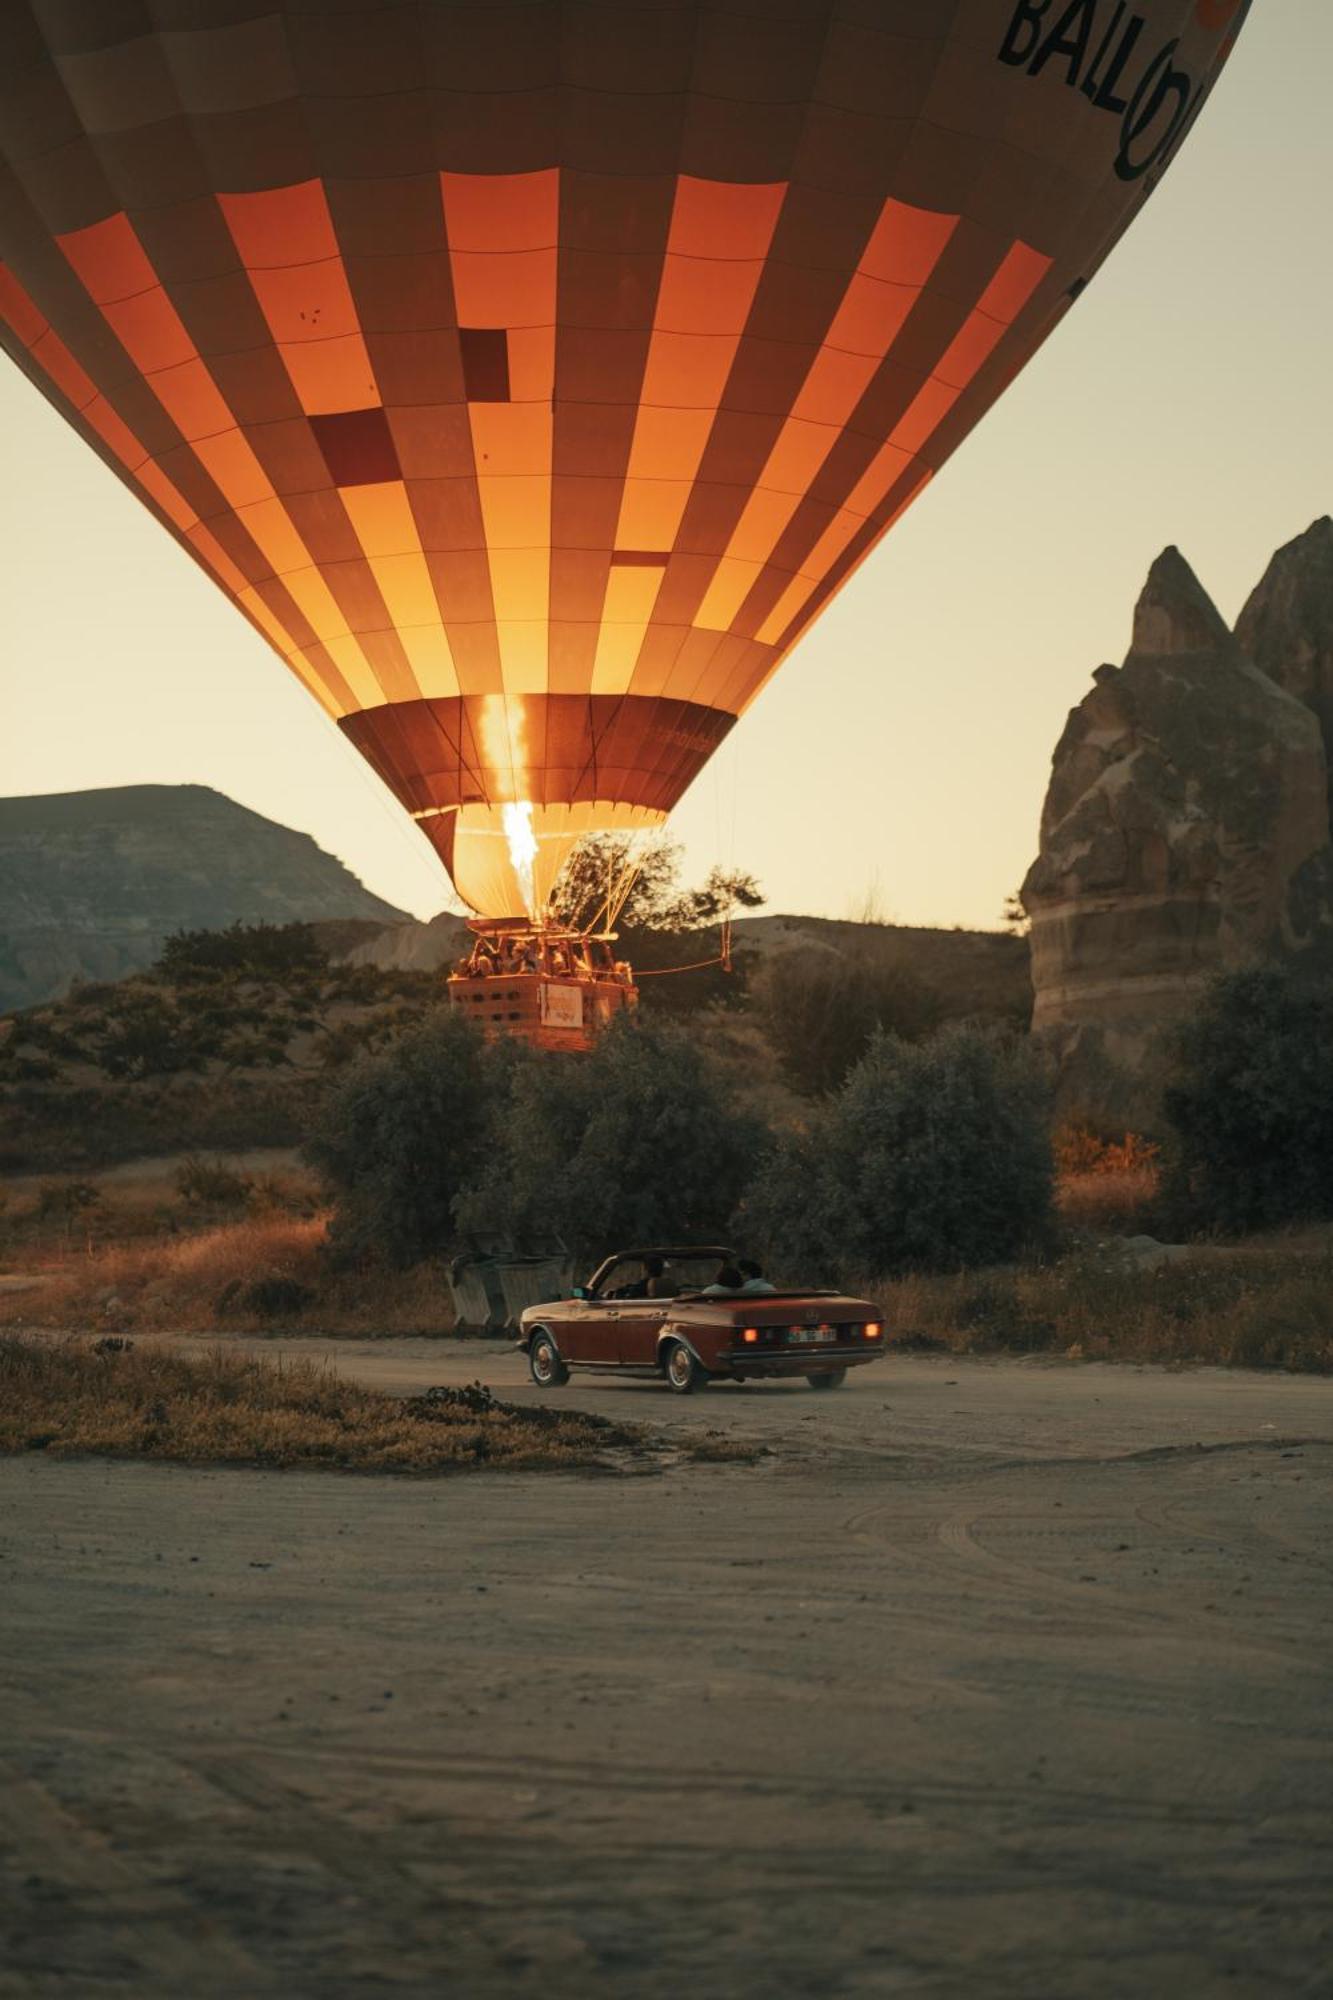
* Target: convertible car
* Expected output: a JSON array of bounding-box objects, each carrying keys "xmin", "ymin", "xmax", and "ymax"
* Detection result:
[{"xmin": 517, "ymin": 1246, "xmax": 885, "ymax": 1394}]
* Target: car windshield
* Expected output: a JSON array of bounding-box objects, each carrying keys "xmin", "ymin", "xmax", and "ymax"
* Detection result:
[{"xmin": 596, "ymin": 1255, "xmax": 731, "ymax": 1297}]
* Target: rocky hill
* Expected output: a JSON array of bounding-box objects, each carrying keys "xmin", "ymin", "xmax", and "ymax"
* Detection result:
[
  {"xmin": 0, "ymin": 785, "xmax": 406, "ymax": 1013},
  {"xmin": 1023, "ymin": 521, "xmax": 1333, "ymax": 1130}
]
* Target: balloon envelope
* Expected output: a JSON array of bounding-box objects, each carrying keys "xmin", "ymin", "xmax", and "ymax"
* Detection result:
[{"xmin": 0, "ymin": 2, "xmax": 1250, "ymax": 915}]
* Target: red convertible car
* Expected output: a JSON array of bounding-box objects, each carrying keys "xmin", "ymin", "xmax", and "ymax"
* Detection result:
[{"xmin": 517, "ymin": 1246, "xmax": 885, "ymax": 1395}]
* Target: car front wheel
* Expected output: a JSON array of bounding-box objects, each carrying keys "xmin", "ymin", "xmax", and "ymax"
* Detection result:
[
  {"xmin": 807, "ymin": 1369, "xmax": 847, "ymax": 1391},
  {"xmin": 662, "ymin": 1339, "xmax": 704, "ymax": 1395},
  {"xmin": 528, "ymin": 1330, "xmax": 569, "ymax": 1389}
]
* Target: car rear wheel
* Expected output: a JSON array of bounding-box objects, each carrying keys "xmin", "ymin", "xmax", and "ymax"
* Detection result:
[
  {"xmin": 662, "ymin": 1339, "xmax": 704, "ymax": 1395},
  {"xmin": 528, "ymin": 1331, "xmax": 568, "ymax": 1389},
  {"xmin": 807, "ymin": 1369, "xmax": 847, "ymax": 1391}
]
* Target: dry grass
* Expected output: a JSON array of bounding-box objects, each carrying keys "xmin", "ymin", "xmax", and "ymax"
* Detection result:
[
  {"xmin": 0, "ymin": 1335, "xmax": 637, "ymax": 1473},
  {"xmin": 1056, "ymin": 1167, "xmax": 1163, "ymax": 1236},
  {"xmin": 880, "ymin": 1248, "xmax": 1333, "ymax": 1373},
  {"xmin": 0, "ymin": 1214, "xmax": 458, "ymax": 1337}
]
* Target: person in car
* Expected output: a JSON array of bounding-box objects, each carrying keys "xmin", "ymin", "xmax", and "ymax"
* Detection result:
[
  {"xmin": 702, "ymin": 1261, "xmax": 744, "ymax": 1294},
  {"xmin": 738, "ymin": 1258, "xmax": 775, "ymax": 1294},
  {"xmin": 645, "ymin": 1254, "xmax": 679, "ymax": 1299}
]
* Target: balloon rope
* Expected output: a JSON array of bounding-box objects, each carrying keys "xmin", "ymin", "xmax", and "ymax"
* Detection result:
[{"xmin": 635, "ymin": 954, "xmax": 730, "ymax": 978}]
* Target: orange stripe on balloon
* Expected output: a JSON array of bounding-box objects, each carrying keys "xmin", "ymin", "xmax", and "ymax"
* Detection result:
[
  {"xmin": 217, "ymin": 182, "xmax": 379, "ymax": 417},
  {"xmin": 56, "ymin": 210, "xmax": 380, "ymax": 698},
  {"xmin": 586, "ymin": 177, "xmax": 786, "ymax": 693},
  {"xmin": 0, "ymin": 258, "xmax": 205, "ymax": 542},
  {"xmin": 887, "ymin": 241, "xmax": 1052, "ymax": 456},
  {"xmin": 755, "ymin": 240, "xmax": 1050, "ymax": 648},
  {"xmin": 694, "ymin": 197, "xmax": 959, "ymax": 633},
  {"xmin": 339, "ymin": 479, "xmax": 457, "ymax": 697},
  {"xmin": 442, "ymin": 170, "xmax": 560, "ymax": 696}
]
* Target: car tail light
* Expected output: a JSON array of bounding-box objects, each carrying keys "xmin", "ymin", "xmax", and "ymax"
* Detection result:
[
  {"xmin": 742, "ymin": 1327, "xmax": 760, "ymax": 1345},
  {"xmin": 863, "ymin": 1322, "xmax": 883, "ymax": 1340}
]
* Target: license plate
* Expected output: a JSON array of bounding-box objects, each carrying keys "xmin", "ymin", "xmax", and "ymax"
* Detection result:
[{"xmin": 788, "ymin": 1325, "xmax": 836, "ymax": 1345}]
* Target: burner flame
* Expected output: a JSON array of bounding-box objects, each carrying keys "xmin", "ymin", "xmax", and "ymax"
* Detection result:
[{"xmin": 502, "ymin": 799, "xmax": 539, "ymax": 920}]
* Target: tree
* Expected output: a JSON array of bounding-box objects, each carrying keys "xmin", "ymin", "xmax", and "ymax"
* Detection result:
[
  {"xmin": 548, "ymin": 833, "xmax": 763, "ymax": 934},
  {"xmin": 305, "ymin": 1012, "xmax": 491, "ymax": 1265},
  {"xmin": 1163, "ymin": 964, "xmax": 1333, "ymax": 1234},
  {"xmin": 744, "ymin": 1025, "xmax": 1053, "ymax": 1280},
  {"xmin": 454, "ymin": 1015, "xmax": 766, "ymax": 1267},
  {"xmin": 757, "ymin": 949, "xmax": 943, "ymax": 1096},
  {"xmin": 157, "ymin": 921, "xmax": 328, "ymax": 983}
]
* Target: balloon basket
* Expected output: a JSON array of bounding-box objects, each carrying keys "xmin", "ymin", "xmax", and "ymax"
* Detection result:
[{"xmin": 447, "ymin": 920, "xmax": 638, "ymax": 1053}]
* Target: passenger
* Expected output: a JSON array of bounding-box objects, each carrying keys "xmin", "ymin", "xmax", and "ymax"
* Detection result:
[
  {"xmin": 644, "ymin": 1253, "xmax": 679, "ymax": 1300},
  {"xmin": 739, "ymin": 1258, "xmax": 776, "ymax": 1295},
  {"xmin": 701, "ymin": 1261, "xmax": 744, "ymax": 1294}
]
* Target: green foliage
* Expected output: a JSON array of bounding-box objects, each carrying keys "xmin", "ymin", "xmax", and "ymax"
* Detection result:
[
  {"xmin": 157, "ymin": 922, "xmax": 328, "ymax": 982},
  {"xmin": 757, "ymin": 949, "xmax": 943, "ymax": 1095},
  {"xmin": 455, "ymin": 1015, "xmax": 765, "ymax": 1265},
  {"xmin": 305, "ymin": 1011, "xmax": 492, "ymax": 1267},
  {"xmin": 83, "ymin": 990, "xmax": 222, "ymax": 1078},
  {"xmin": 548, "ymin": 833, "xmax": 763, "ymax": 936},
  {"xmin": 1163, "ymin": 964, "xmax": 1333, "ymax": 1234},
  {"xmin": 744, "ymin": 1025, "xmax": 1053, "ymax": 1280}
]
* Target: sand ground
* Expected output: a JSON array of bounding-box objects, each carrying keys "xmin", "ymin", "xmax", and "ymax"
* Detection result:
[{"xmin": 2, "ymin": 1348, "xmax": 1331, "ymax": 1999}]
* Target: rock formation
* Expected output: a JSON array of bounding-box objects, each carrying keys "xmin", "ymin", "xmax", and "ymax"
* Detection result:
[
  {"xmin": 1022, "ymin": 545, "xmax": 1333, "ymax": 1130},
  {"xmin": 0, "ymin": 784, "xmax": 406, "ymax": 1013},
  {"xmin": 1235, "ymin": 518, "xmax": 1333, "ymax": 818}
]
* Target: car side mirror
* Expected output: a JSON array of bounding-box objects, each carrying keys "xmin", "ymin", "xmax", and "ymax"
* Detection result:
[{"xmin": 571, "ymin": 1286, "xmax": 587, "ymax": 1300}]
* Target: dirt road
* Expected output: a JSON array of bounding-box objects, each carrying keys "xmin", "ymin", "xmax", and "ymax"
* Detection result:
[{"xmin": 3, "ymin": 1348, "xmax": 1331, "ymax": 1999}]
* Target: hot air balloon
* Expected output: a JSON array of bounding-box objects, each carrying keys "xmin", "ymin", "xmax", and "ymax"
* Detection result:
[{"xmin": 0, "ymin": 1, "xmax": 1250, "ymax": 1022}]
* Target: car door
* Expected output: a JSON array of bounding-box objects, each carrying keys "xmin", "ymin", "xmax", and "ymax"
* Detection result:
[
  {"xmin": 568, "ymin": 1258, "xmax": 637, "ymax": 1367},
  {"xmin": 614, "ymin": 1301, "xmax": 671, "ymax": 1369}
]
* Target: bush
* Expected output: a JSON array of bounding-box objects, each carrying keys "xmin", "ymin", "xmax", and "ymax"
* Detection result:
[
  {"xmin": 236, "ymin": 1276, "xmax": 315, "ymax": 1318},
  {"xmin": 157, "ymin": 921, "xmax": 328, "ymax": 982},
  {"xmin": 757, "ymin": 949, "xmax": 942, "ymax": 1095},
  {"xmin": 36, "ymin": 1179, "xmax": 103, "ymax": 1225},
  {"xmin": 1163, "ymin": 965, "xmax": 1333, "ymax": 1234},
  {"xmin": 745, "ymin": 1025, "xmax": 1053, "ymax": 1280},
  {"xmin": 455, "ymin": 1014, "xmax": 766, "ymax": 1266},
  {"xmin": 175, "ymin": 1155, "xmax": 253, "ymax": 1210},
  {"xmin": 305, "ymin": 1012, "xmax": 491, "ymax": 1266},
  {"xmin": 84, "ymin": 990, "xmax": 220, "ymax": 1078}
]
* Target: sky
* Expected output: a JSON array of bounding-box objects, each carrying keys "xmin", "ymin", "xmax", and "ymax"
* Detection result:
[{"xmin": 2, "ymin": 6, "xmax": 1330, "ymax": 931}]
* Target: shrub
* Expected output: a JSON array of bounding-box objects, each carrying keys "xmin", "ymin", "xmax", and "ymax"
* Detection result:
[
  {"xmin": 237, "ymin": 1275, "xmax": 315, "ymax": 1318},
  {"xmin": 1163, "ymin": 964, "xmax": 1333, "ymax": 1234},
  {"xmin": 455, "ymin": 1013, "xmax": 766, "ymax": 1266},
  {"xmin": 305, "ymin": 1011, "xmax": 491, "ymax": 1266},
  {"xmin": 757, "ymin": 949, "xmax": 942, "ymax": 1095},
  {"xmin": 36, "ymin": 1179, "xmax": 103, "ymax": 1224},
  {"xmin": 745, "ymin": 1024, "xmax": 1053, "ymax": 1280},
  {"xmin": 85, "ymin": 990, "xmax": 219, "ymax": 1078},
  {"xmin": 175, "ymin": 1155, "xmax": 253, "ymax": 1210},
  {"xmin": 157, "ymin": 921, "xmax": 328, "ymax": 982}
]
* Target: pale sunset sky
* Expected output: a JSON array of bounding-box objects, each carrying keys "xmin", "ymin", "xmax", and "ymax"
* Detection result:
[{"xmin": 2, "ymin": 4, "xmax": 1329, "ymax": 929}]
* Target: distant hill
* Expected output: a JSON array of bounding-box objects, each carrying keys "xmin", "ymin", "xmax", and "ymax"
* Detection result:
[
  {"xmin": 0, "ymin": 784, "xmax": 406, "ymax": 1012},
  {"xmin": 346, "ymin": 905, "xmax": 1031, "ymax": 1023}
]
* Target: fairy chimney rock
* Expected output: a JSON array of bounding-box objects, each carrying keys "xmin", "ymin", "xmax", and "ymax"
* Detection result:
[
  {"xmin": 1022, "ymin": 544, "xmax": 1333, "ymax": 1124},
  {"xmin": 1235, "ymin": 517, "xmax": 1333, "ymax": 815}
]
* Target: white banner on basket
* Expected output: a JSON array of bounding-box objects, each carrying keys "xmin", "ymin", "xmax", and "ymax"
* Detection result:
[{"xmin": 540, "ymin": 982, "xmax": 584, "ymax": 1029}]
